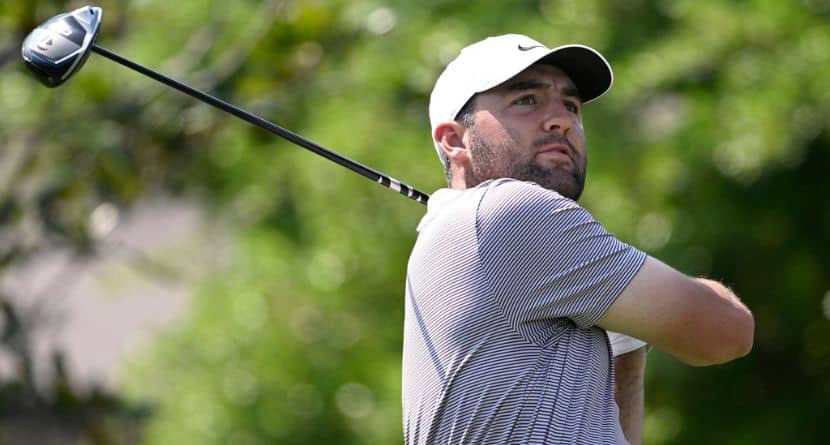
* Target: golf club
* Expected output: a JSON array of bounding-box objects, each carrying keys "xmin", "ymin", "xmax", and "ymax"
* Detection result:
[{"xmin": 21, "ymin": 5, "xmax": 429, "ymax": 204}]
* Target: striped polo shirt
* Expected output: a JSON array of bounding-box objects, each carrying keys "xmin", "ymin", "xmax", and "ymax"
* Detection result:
[{"xmin": 403, "ymin": 179, "xmax": 646, "ymax": 444}]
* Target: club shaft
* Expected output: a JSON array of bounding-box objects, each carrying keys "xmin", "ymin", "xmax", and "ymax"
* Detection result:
[{"xmin": 90, "ymin": 44, "xmax": 429, "ymax": 205}]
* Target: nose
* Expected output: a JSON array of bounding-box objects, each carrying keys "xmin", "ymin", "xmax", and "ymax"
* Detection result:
[{"xmin": 541, "ymin": 99, "xmax": 574, "ymax": 134}]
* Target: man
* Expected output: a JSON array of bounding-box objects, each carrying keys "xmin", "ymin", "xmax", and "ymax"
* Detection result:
[{"xmin": 403, "ymin": 34, "xmax": 754, "ymax": 444}]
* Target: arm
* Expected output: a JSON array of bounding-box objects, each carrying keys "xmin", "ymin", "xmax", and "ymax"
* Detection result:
[
  {"xmin": 598, "ymin": 256, "xmax": 754, "ymax": 366},
  {"xmin": 475, "ymin": 181, "xmax": 753, "ymax": 365},
  {"xmin": 614, "ymin": 347, "xmax": 646, "ymax": 445}
]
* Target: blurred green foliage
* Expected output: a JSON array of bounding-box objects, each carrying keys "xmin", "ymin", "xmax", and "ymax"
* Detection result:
[{"xmin": 1, "ymin": 0, "xmax": 829, "ymax": 444}]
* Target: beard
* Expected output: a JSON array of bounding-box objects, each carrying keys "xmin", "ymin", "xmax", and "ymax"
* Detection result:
[{"xmin": 467, "ymin": 127, "xmax": 586, "ymax": 201}]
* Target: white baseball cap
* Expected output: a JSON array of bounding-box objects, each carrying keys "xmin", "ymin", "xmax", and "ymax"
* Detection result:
[{"xmin": 428, "ymin": 34, "xmax": 614, "ymax": 166}]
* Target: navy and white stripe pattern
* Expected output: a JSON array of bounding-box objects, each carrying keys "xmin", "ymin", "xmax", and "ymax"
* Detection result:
[{"xmin": 403, "ymin": 179, "xmax": 646, "ymax": 444}]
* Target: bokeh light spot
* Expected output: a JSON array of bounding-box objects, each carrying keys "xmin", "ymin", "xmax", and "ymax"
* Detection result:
[{"xmin": 335, "ymin": 382, "xmax": 375, "ymax": 419}]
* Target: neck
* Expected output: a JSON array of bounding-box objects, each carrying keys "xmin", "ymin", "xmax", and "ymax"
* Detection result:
[{"xmin": 449, "ymin": 164, "xmax": 480, "ymax": 190}]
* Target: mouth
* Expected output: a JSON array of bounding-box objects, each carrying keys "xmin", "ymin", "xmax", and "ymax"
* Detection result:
[{"xmin": 536, "ymin": 143, "xmax": 572, "ymax": 161}]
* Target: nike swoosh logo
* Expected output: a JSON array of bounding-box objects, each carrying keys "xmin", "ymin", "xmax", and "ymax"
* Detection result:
[{"xmin": 517, "ymin": 44, "xmax": 544, "ymax": 51}]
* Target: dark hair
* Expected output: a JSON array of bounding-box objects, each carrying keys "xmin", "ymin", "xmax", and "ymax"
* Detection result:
[
  {"xmin": 455, "ymin": 95, "xmax": 477, "ymax": 128},
  {"xmin": 444, "ymin": 95, "xmax": 477, "ymax": 182}
]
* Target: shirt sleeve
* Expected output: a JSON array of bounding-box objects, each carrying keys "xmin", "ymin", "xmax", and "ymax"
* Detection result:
[
  {"xmin": 607, "ymin": 331, "xmax": 648, "ymax": 356},
  {"xmin": 477, "ymin": 179, "xmax": 646, "ymax": 330}
]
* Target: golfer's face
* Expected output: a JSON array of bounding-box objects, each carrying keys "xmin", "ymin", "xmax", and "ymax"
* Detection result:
[{"xmin": 465, "ymin": 64, "xmax": 587, "ymax": 200}]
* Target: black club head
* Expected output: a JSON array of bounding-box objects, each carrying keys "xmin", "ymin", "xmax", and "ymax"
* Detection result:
[{"xmin": 21, "ymin": 5, "xmax": 103, "ymax": 88}]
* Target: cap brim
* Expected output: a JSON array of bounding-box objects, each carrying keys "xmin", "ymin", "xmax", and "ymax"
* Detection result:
[{"xmin": 540, "ymin": 45, "xmax": 613, "ymax": 103}]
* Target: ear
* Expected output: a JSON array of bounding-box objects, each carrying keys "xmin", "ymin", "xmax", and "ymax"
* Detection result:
[{"xmin": 434, "ymin": 121, "xmax": 471, "ymax": 163}]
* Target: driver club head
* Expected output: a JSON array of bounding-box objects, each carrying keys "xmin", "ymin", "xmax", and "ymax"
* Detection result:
[{"xmin": 21, "ymin": 5, "xmax": 102, "ymax": 88}]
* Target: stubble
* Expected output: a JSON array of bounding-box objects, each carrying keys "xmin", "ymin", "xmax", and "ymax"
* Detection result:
[{"xmin": 467, "ymin": 127, "xmax": 586, "ymax": 201}]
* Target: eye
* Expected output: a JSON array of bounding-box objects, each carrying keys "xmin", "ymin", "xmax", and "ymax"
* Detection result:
[
  {"xmin": 513, "ymin": 95, "xmax": 538, "ymax": 106},
  {"xmin": 564, "ymin": 100, "xmax": 580, "ymax": 113}
]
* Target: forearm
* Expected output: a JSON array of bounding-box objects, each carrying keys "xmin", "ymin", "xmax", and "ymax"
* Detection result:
[
  {"xmin": 691, "ymin": 277, "xmax": 754, "ymax": 363},
  {"xmin": 695, "ymin": 277, "xmax": 749, "ymax": 311},
  {"xmin": 614, "ymin": 346, "xmax": 647, "ymax": 445}
]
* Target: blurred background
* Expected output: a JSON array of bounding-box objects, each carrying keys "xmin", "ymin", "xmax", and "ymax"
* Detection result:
[{"xmin": 1, "ymin": 0, "xmax": 828, "ymax": 444}]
